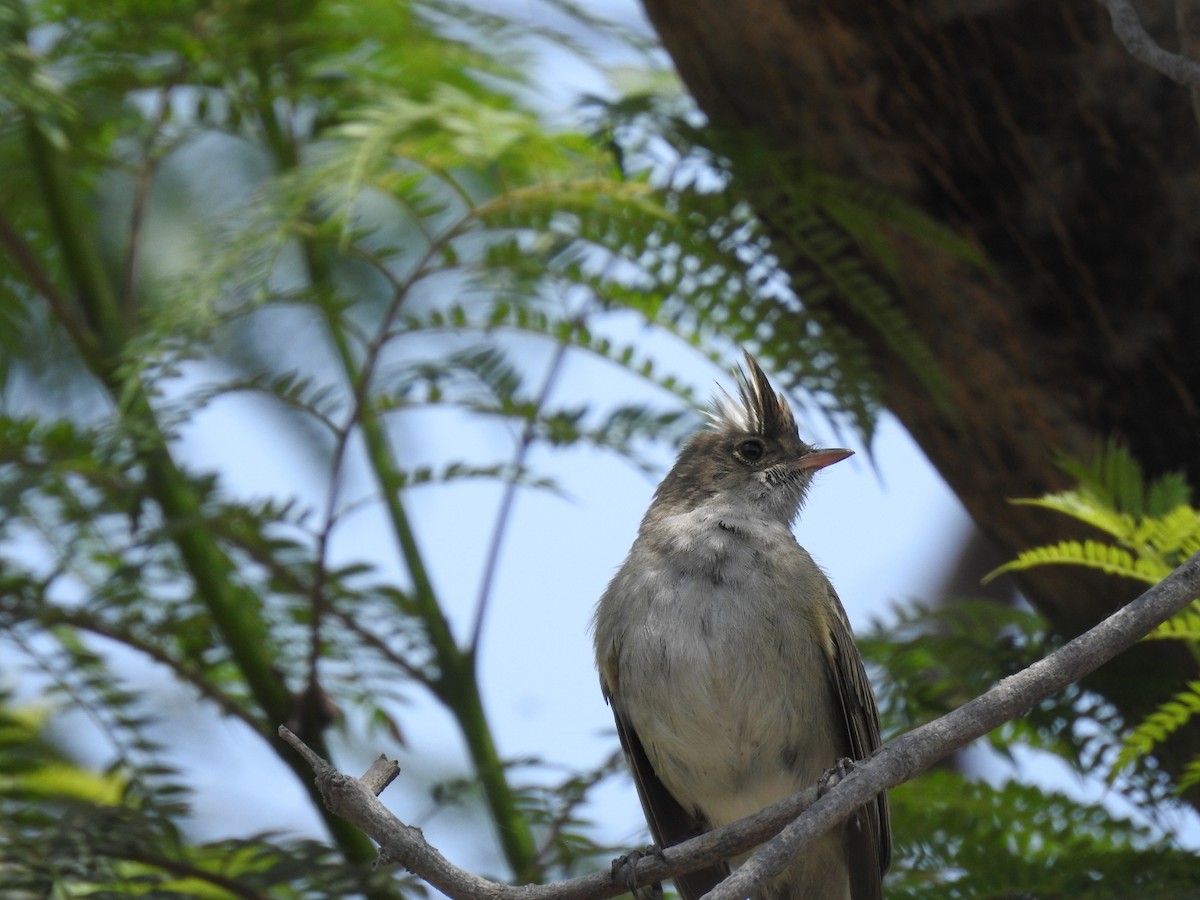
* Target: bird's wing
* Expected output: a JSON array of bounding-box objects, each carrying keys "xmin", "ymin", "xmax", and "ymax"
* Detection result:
[
  {"xmin": 825, "ymin": 584, "xmax": 892, "ymax": 899},
  {"xmin": 602, "ymin": 674, "xmax": 731, "ymax": 900}
]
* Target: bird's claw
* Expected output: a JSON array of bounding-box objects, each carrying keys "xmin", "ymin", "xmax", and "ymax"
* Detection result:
[
  {"xmin": 819, "ymin": 756, "xmax": 856, "ymax": 795},
  {"xmin": 611, "ymin": 847, "xmax": 665, "ymax": 899}
]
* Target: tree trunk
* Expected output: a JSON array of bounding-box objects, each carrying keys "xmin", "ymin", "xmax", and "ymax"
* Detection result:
[{"xmin": 641, "ymin": 0, "xmax": 1200, "ymax": 802}]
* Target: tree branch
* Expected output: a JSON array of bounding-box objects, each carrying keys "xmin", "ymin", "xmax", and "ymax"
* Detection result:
[
  {"xmin": 281, "ymin": 550, "xmax": 1200, "ymax": 898},
  {"xmin": 0, "ymin": 211, "xmax": 97, "ymax": 357},
  {"xmin": 1098, "ymin": 0, "xmax": 1200, "ymax": 87},
  {"xmin": 1177, "ymin": 0, "xmax": 1200, "ymax": 127}
]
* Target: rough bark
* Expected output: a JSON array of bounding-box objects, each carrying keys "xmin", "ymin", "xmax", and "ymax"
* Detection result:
[{"xmin": 640, "ymin": 0, "xmax": 1200, "ymax": 800}]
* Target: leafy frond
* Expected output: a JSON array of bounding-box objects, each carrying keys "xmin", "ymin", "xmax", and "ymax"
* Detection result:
[
  {"xmin": 1142, "ymin": 504, "xmax": 1200, "ymax": 562},
  {"xmin": 764, "ymin": 177, "xmax": 954, "ymax": 418},
  {"xmin": 606, "ymin": 111, "xmax": 998, "ymax": 438},
  {"xmin": 1059, "ymin": 439, "xmax": 1190, "ymax": 519},
  {"xmin": 1011, "ymin": 491, "xmax": 1136, "ymax": 542},
  {"xmin": 861, "ymin": 598, "xmax": 1157, "ymax": 807},
  {"xmin": 989, "ymin": 446, "xmax": 1199, "ymax": 584},
  {"xmin": 1150, "ymin": 603, "xmax": 1200, "ymax": 641},
  {"xmin": 1182, "ymin": 755, "xmax": 1200, "ymax": 793},
  {"xmin": 986, "ymin": 538, "xmax": 1163, "ymax": 584},
  {"xmin": 886, "ymin": 770, "xmax": 1200, "ymax": 899},
  {"xmin": 809, "ymin": 170, "xmax": 992, "ymax": 276},
  {"xmin": 1110, "ymin": 682, "xmax": 1200, "ymax": 785},
  {"xmin": 581, "ymin": 95, "xmax": 931, "ymax": 439},
  {"xmin": 995, "ymin": 445, "xmax": 1200, "ymax": 809}
]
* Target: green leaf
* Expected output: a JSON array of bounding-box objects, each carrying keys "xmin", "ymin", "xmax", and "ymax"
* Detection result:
[
  {"xmin": 1110, "ymin": 681, "xmax": 1200, "ymax": 785},
  {"xmin": 985, "ymin": 538, "xmax": 1163, "ymax": 584}
]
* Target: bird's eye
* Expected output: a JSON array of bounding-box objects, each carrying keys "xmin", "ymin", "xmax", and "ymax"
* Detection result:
[{"xmin": 735, "ymin": 439, "xmax": 766, "ymax": 462}]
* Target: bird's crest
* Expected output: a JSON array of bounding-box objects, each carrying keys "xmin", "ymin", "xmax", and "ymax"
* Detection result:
[{"xmin": 706, "ymin": 352, "xmax": 798, "ymax": 439}]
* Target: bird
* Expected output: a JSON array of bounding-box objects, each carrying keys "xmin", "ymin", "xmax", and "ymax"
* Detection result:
[{"xmin": 591, "ymin": 351, "xmax": 890, "ymax": 900}]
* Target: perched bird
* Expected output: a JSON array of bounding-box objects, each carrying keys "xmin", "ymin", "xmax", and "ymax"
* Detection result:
[{"xmin": 592, "ymin": 352, "xmax": 890, "ymax": 900}]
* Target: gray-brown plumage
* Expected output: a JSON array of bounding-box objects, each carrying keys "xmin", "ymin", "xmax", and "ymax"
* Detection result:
[{"xmin": 592, "ymin": 352, "xmax": 890, "ymax": 899}]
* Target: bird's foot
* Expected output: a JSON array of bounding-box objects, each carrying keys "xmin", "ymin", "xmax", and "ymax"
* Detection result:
[
  {"xmin": 611, "ymin": 846, "xmax": 665, "ymax": 899},
  {"xmin": 819, "ymin": 756, "xmax": 856, "ymax": 795}
]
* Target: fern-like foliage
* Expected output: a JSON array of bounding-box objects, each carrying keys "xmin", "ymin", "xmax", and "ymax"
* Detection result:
[
  {"xmin": 986, "ymin": 442, "xmax": 1200, "ymax": 593},
  {"xmin": 861, "ymin": 595, "xmax": 1200, "ymax": 893},
  {"xmin": 885, "ymin": 770, "xmax": 1200, "ymax": 899},
  {"xmin": 1115, "ymin": 682, "xmax": 1200, "ymax": 793},
  {"xmin": 994, "ymin": 537, "xmax": 1166, "ymax": 584},
  {"xmin": 588, "ymin": 98, "xmax": 994, "ymax": 440},
  {"xmin": 578, "ymin": 92, "xmax": 995, "ymax": 442},
  {"xmin": 863, "ymin": 601, "xmax": 1094, "ymax": 763},
  {"xmin": 988, "ymin": 442, "xmax": 1200, "ymax": 796}
]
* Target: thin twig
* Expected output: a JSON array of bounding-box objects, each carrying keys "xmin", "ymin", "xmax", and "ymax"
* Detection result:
[
  {"xmin": 38, "ymin": 608, "xmax": 261, "ymax": 736},
  {"xmin": 305, "ymin": 391, "xmax": 355, "ymax": 700},
  {"xmin": 328, "ymin": 607, "xmax": 433, "ymax": 686},
  {"xmin": 1177, "ymin": 0, "xmax": 1200, "ymax": 128},
  {"xmin": 121, "ymin": 79, "xmax": 179, "ymax": 323},
  {"xmin": 1097, "ymin": 0, "xmax": 1200, "ymax": 86},
  {"xmin": 466, "ymin": 248, "xmax": 622, "ymax": 659},
  {"xmin": 466, "ymin": 333, "xmax": 577, "ymax": 659},
  {"xmin": 0, "ymin": 211, "xmax": 96, "ymax": 355},
  {"xmin": 531, "ymin": 751, "xmax": 626, "ymax": 870}
]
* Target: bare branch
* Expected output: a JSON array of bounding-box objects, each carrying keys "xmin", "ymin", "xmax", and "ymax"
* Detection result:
[
  {"xmin": 360, "ymin": 754, "xmax": 402, "ymax": 795},
  {"xmin": 282, "ymin": 549, "xmax": 1200, "ymax": 900},
  {"xmin": 277, "ymin": 722, "xmax": 804, "ymax": 900},
  {"xmin": 1177, "ymin": 0, "xmax": 1200, "ymax": 126},
  {"xmin": 1098, "ymin": 0, "xmax": 1200, "ymax": 86}
]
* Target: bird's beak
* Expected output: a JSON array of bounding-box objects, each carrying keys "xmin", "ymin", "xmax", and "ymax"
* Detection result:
[{"xmin": 794, "ymin": 447, "xmax": 854, "ymax": 471}]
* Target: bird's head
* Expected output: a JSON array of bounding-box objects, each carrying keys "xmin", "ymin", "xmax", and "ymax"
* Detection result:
[{"xmin": 647, "ymin": 352, "xmax": 852, "ymax": 527}]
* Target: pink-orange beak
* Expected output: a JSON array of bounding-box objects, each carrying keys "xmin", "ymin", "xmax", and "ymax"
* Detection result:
[{"xmin": 794, "ymin": 447, "xmax": 854, "ymax": 471}]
